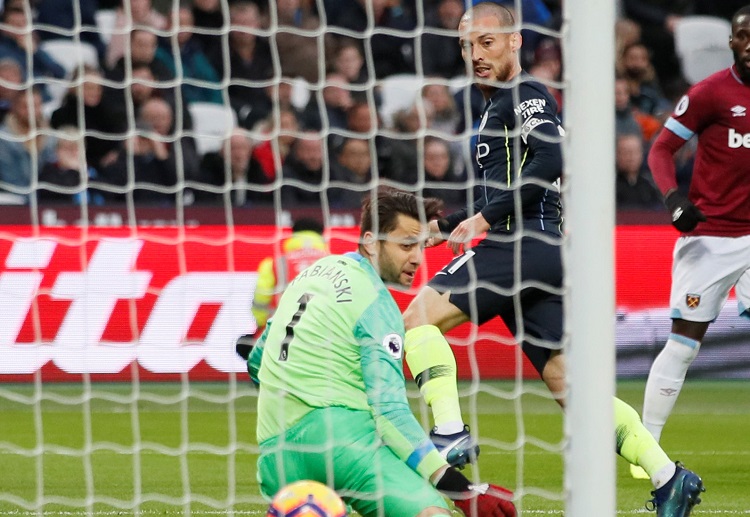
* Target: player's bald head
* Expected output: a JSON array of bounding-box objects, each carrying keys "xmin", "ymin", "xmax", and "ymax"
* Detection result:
[
  {"xmin": 461, "ymin": 2, "xmax": 515, "ymax": 29},
  {"xmin": 732, "ymin": 4, "xmax": 750, "ymax": 29}
]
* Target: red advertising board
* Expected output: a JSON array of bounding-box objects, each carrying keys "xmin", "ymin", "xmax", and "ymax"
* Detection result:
[{"xmin": 0, "ymin": 225, "xmax": 681, "ymax": 382}]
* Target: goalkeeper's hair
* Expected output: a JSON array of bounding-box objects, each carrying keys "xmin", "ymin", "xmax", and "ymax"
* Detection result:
[{"xmin": 359, "ymin": 187, "xmax": 443, "ymax": 239}]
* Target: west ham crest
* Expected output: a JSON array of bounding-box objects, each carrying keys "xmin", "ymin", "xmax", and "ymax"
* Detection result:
[{"xmin": 686, "ymin": 293, "xmax": 701, "ymax": 309}]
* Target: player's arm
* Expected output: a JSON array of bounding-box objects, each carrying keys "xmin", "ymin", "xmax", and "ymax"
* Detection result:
[
  {"xmin": 355, "ymin": 299, "xmax": 448, "ymax": 481},
  {"xmin": 479, "ymin": 109, "xmax": 563, "ymax": 226},
  {"xmin": 251, "ymin": 256, "xmax": 276, "ymax": 329},
  {"xmin": 246, "ymin": 320, "xmax": 271, "ymax": 386},
  {"xmin": 357, "ymin": 291, "xmax": 517, "ymax": 515},
  {"xmin": 648, "ymin": 103, "xmax": 707, "ymax": 232}
]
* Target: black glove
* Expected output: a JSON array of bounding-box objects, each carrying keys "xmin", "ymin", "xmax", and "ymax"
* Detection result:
[
  {"xmin": 435, "ymin": 467, "xmax": 516, "ymax": 517},
  {"xmin": 235, "ymin": 333, "xmax": 256, "ymax": 360},
  {"xmin": 665, "ymin": 191, "xmax": 706, "ymax": 233}
]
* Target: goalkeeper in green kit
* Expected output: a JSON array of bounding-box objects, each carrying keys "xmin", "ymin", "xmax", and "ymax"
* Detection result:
[{"xmin": 244, "ymin": 188, "xmax": 516, "ymax": 517}]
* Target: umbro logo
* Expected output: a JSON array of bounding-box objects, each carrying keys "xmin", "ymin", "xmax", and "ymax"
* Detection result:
[
  {"xmin": 731, "ymin": 105, "xmax": 746, "ymax": 117},
  {"xmin": 660, "ymin": 388, "xmax": 679, "ymax": 396}
]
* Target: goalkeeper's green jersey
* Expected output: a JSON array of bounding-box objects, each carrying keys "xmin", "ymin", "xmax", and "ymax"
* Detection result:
[{"xmin": 248, "ymin": 252, "xmax": 446, "ymax": 480}]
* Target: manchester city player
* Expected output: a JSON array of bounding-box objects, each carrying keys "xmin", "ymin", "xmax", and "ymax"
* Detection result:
[{"xmin": 401, "ymin": 3, "xmax": 704, "ymax": 515}]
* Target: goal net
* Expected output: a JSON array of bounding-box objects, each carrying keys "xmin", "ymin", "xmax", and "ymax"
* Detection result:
[{"xmin": 0, "ymin": 0, "xmax": 614, "ymax": 515}]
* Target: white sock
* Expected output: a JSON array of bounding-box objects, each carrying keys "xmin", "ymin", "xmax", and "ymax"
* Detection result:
[
  {"xmin": 652, "ymin": 462, "xmax": 677, "ymax": 489},
  {"xmin": 642, "ymin": 334, "xmax": 700, "ymax": 442},
  {"xmin": 435, "ymin": 421, "xmax": 465, "ymax": 435}
]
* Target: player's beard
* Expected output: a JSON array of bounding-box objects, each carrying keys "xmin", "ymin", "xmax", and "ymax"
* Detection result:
[
  {"xmin": 732, "ymin": 50, "xmax": 750, "ymax": 82},
  {"xmin": 377, "ymin": 244, "xmax": 413, "ymax": 288},
  {"xmin": 476, "ymin": 60, "xmax": 516, "ymax": 96}
]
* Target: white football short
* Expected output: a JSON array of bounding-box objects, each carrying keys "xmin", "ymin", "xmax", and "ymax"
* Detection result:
[{"xmin": 670, "ymin": 235, "xmax": 750, "ymax": 322}]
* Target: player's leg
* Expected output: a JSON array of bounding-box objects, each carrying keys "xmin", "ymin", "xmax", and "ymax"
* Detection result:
[
  {"xmin": 339, "ymin": 429, "xmax": 452, "ymax": 517},
  {"xmin": 257, "ymin": 407, "xmax": 452, "ymax": 517},
  {"xmin": 516, "ymin": 237, "xmax": 565, "ymax": 407},
  {"xmin": 403, "ymin": 244, "xmax": 511, "ymax": 466},
  {"xmin": 641, "ymin": 236, "xmax": 741, "ymax": 446},
  {"xmin": 403, "ymin": 286, "xmax": 469, "ymax": 436},
  {"xmin": 641, "ymin": 319, "xmax": 707, "ymax": 442},
  {"xmin": 615, "ymin": 397, "xmax": 705, "ymax": 515}
]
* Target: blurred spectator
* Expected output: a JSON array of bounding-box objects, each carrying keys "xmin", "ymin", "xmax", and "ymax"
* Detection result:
[
  {"xmin": 280, "ymin": 132, "xmax": 332, "ymax": 205},
  {"xmin": 618, "ymin": 42, "xmax": 670, "ymax": 118},
  {"xmin": 342, "ymin": 100, "xmax": 415, "ymax": 182},
  {"xmin": 453, "ymin": 82, "xmax": 485, "ymax": 133},
  {"xmin": 300, "ymin": 72, "xmax": 353, "ymax": 131},
  {"xmin": 694, "ymin": 0, "xmax": 748, "ymax": 20},
  {"xmin": 330, "ymin": 137, "xmax": 372, "ymax": 207},
  {"xmin": 421, "ymin": 81, "xmax": 460, "ymax": 136},
  {"xmin": 251, "ymin": 107, "xmax": 299, "ymax": 184},
  {"xmin": 492, "ymin": 0, "xmax": 558, "ymax": 67},
  {"xmin": 35, "ymin": 0, "xmax": 107, "ymax": 63},
  {"xmin": 139, "ymin": 96, "xmax": 200, "ymax": 180},
  {"xmin": 106, "ymin": 0, "xmax": 167, "ymax": 69},
  {"xmin": 615, "ymin": 75, "xmax": 643, "ymax": 138},
  {"xmin": 213, "ymin": 1, "xmax": 273, "ymax": 129},
  {"xmin": 273, "ymin": 0, "xmax": 332, "ymax": 83},
  {"xmin": 155, "ymin": 7, "xmax": 222, "ymax": 105},
  {"xmin": 51, "ymin": 66, "xmax": 126, "ymax": 170},
  {"xmin": 325, "ymin": 0, "xmax": 416, "ymax": 79},
  {"xmin": 198, "ymin": 128, "xmax": 270, "ymax": 205},
  {"xmin": 99, "ymin": 98, "xmax": 190, "ymax": 205},
  {"xmin": 529, "ymin": 63, "xmax": 563, "ymax": 117},
  {"xmin": 250, "ymin": 80, "xmax": 306, "ymax": 129},
  {"xmin": 615, "ymin": 133, "xmax": 662, "ymax": 209},
  {"xmin": 107, "ymin": 29, "xmax": 174, "ymax": 84},
  {"xmin": 37, "ymin": 126, "xmax": 105, "ymax": 205},
  {"xmin": 533, "ymin": 38, "xmax": 562, "ymax": 82},
  {"xmin": 0, "ymin": 57, "xmax": 21, "ymax": 123},
  {"xmin": 105, "ymin": 56, "xmax": 192, "ymax": 133},
  {"xmin": 622, "ymin": 0, "xmax": 689, "ymax": 92},
  {"xmin": 420, "ymin": 0, "xmax": 465, "ymax": 78},
  {"xmin": 615, "ymin": 18, "xmax": 642, "ymax": 58},
  {"xmin": 191, "ymin": 0, "xmax": 224, "ymax": 61},
  {"xmin": 420, "ymin": 136, "xmax": 466, "ymax": 206},
  {"xmin": 331, "ymin": 38, "xmax": 367, "ymax": 87},
  {"xmin": 0, "ymin": 88, "xmax": 57, "ymax": 195},
  {"xmin": 0, "ymin": 6, "xmax": 66, "ymax": 103}
]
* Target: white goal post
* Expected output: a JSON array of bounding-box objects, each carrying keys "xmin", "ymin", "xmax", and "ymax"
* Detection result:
[{"xmin": 563, "ymin": 1, "xmax": 617, "ymax": 516}]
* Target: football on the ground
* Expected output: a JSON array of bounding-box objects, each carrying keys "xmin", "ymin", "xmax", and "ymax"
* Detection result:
[{"xmin": 267, "ymin": 479, "xmax": 347, "ymax": 517}]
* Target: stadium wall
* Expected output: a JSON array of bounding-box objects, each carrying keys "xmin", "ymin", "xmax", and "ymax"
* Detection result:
[{"xmin": 1, "ymin": 222, "xmax": 748, "ymax": 382}]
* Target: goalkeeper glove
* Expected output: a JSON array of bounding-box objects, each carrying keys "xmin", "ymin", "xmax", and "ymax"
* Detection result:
[
  {"xmin": 435, "ymin": 467, "xmax": 516, "ymax": 517},
  {"xmin": 665, "ymin": 191, "xmax": 706, "ymax": 233},
  {"xmin": 235, "ymin": 333, "xmax": 256, "ymax": 361}
]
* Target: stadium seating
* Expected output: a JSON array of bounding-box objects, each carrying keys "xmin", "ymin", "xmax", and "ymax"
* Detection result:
[
  {"xmin": 188, "ymin": 102, "xmax": 238, "ymax": 156},
  {"xmin": 94, "ymin": 9, "xmax": 117, "ymax": 46},
  {"xmin": 674, "ymin": 16, "xmax": 733, "ymax": 84},
  {"xmin": 377, "ymin": 73, "xmax": 424, "ymax": 128}
]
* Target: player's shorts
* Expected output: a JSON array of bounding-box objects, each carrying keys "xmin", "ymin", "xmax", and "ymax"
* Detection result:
[
  {"xmin": 429, "ymin": 236, "xmax": 564, "ymax": 359},
  {"xmin": 670, "ymin": 235, "xmax": 750, "ymax": 322},
  {"xmin": 257, "ymin": 407, "xmax": 449, "ymax": 517}
]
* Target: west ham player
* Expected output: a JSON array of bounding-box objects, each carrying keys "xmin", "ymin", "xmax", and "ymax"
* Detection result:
[
  {"xmin": 632, "ymin": 4, "xmax": 750, "ymax": 480},
  {"xmin": 247, "ymin": 189, "xmax": 516, "ymax": 517},
  {"xmin": 401, "ymin": 2, "xmax": 704, "ymax": 514}
]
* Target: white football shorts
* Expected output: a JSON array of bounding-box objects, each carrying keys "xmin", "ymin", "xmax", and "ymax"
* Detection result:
[{"xmin": 670, "ymin": 234, "xmax": 750, "ymax": 322}]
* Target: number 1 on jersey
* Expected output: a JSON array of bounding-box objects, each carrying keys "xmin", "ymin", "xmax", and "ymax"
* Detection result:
[{"xmin": 279, "ymin": 293, "xmax": 313, "ymax": 361}]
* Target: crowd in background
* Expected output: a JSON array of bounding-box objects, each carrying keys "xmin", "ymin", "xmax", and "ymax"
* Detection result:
[{"xmin": 0, "ymin": 0, "xmax": 743, "ymax": 211}]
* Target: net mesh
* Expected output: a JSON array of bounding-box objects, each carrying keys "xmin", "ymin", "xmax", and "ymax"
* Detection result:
[{"xmin": 0, "ymin": 0, "xmax": 566, "ymax": 514}]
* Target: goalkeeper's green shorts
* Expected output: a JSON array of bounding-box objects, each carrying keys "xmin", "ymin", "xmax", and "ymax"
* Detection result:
[{"xmin": 257, "ymin": 406, "xmax": 449, "ymax": 517}]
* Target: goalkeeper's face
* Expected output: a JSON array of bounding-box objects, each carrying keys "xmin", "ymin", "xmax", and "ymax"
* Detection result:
[{"xmin": 370, "ymin": 215, "xmax": 428, "ymax": 288}]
